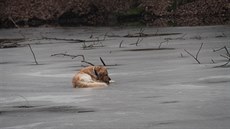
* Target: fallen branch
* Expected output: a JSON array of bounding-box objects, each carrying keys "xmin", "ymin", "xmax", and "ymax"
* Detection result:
[
  {"xmin": 108, "ymin": 32, "xmax": 181, "ymax": 38},
  {"xmin": 51, "ymin": 53, "xmax": 94, "ymax": 66},
  {"xmin": 213, "ymin": 46, "xmax": 230, "ymax": 67},
  {"xmin": 100, "ymin": 57, "xmax": 118, "ymax": 66},
  {"xmin": 135, "ymin": 38, "xmax": 143, "ymax": 46},
  {"xmin": 216, "ymin": 60, "xmax": 230, "ymax": 67},
  {"xmin": 184, "ymin": 43, "xmax": 204, "ymax": 64},
  {"xmin": 28, "ymin": 44, "xmax": 38, "ymax": 65},
  {"xmin": 220, "ymin": 54, "xmax": 230, "ymax": 60},
  {"xmin": 213, "ymin": 46, "xmax": 230, "ymax": 56},
  {"xmin": 42, "ymin": 37, "xmax": 85, "ymax": 42},
  {"xmin": 135, "ymin": 28, "xmax": 145, "ymax": 37},
  {"xmin": 100, "ymin": 57, "xmax": 107, "ymax": 66},
  {"xmin": 219, "ymin": 54, "xmax": 230, "ymax": 67},
  {"xmin": 51, "ymin": 53, "xmax": 85, "ymax": 60},
  {"xmin": 42, "ymin": 37, "xmax": 105, "ymax": 43},
  {"xmin": 130, "ymin": 38, "xmax": 143, "ymax": 46},
  {"xmin": 223, "ymin": 60, "xmax": 230, "ymax": 66},
  {"xmin": 119, "ymin": 40, "xmax": 124, "ymax": 48}
]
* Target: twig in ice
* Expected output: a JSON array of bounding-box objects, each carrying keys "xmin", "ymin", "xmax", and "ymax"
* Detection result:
[
  {"xmin": 130, "ymin": 38, "xmax": 143, "ymax": 46},
  {"xmin": 213, "ymin": 46, "xmax": 230, "ymax": 67},
  {"xmin": 99, "ymin": 57, "xmax": 118, "ymax": 66},
  {"xmin": 28, "ymin": 44, "xmax": 38, "ymax": 65},
  {"xmin": 213, "ymin": 46, "xmax": 230, "ymax": 56},
  {"xmin": 51, "ymin": 53, "xmax": 84, "ymax": 59},
  {"xmin": 51, "ymin": 53, "xmax": 94, "ymax": 66},
  {"xmin": 100, "ymin": 57, "xmax": 106, "ymax": 66},
  {"xmin": 184, "ymin": 43, "xmax": 204, "ymax": 64},
  {"xmin": 119, "ymin": 40, "xmax": 124, "ymax": 48}
]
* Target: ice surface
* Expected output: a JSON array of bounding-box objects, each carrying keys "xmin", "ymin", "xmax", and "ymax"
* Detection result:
[{"xmin": 0, "ymin": 25, "xmax": 230, "ymax": 129}]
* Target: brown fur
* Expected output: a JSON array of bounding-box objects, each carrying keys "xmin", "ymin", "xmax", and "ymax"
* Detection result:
[{"xmin": 72, "ymin": 66, "xmax": 111, "ymax": 88}]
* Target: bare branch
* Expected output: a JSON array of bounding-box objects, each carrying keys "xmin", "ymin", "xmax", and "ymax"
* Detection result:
[
  {"xmin": 217, "ymin": 60, "xmax": 230, "ymax": 67},
  {"xmin": 119, "ymin": 40, "xmax": 124, "ymax": 48},
  {"xmin": 158, "ymin": 40, "xmax": 168, "ymax": 49},
  {"xmin": 51, "ymin": 53, "xmax": 94, "ymax": 66},
  {"xmin": 213, "ymin": 46, "xmax": 230, "ymax": 67},
  {"xmin": 220, "ymin": 54, "xmax": 230, "ymax": 60},
  {"xmin": 184, "ymin": 49, "xmax": 201, "ymax": 64},
  {"xmin": 51, "ymin": 53, "xmax": 85, "ymax": 60},
  {"xmin": 130, "ymin": 38, "xmax": 143, "ymax": 46},
  {"xmin": 136, "ymin": 38, "xmax": 142, "ymax": 46},
  {"xmin": 100, "ymin": 57, "xmax": 106, "ymax": 66},
  {"xmin": 196, "ymin": 43, "xmax": 204, "ymax": 59},
  {"xmin": 28, "ymin": 44, "xmax": 38, "ymax": 65},
  {"xmin": 42, "ymin": 37, "xmax": 85, "ymax": 42},
  {"xmin": 42, "ymin": 36, "xmax": 105, "ymax": 43},
  {"xmin": 137, "ymin": 28, "xmax": 145, "ymax": 37},
  {"xmin": 213, "ymin": 46, "xmax": 230, "ymax": 56},
  {"xmin": 184, "ymin": 43, "xmax": 204, "ymax": 64}
]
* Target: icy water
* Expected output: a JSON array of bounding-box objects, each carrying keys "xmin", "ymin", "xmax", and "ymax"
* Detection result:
[{"xmin": 0, "ymin": 25, "xmax": 230, "ymax": 129}]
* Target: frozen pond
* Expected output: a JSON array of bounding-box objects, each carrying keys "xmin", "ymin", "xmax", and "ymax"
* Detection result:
[{"xmin": 0, "ymin": 25, "xmax": 230, "ymax": 129}]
